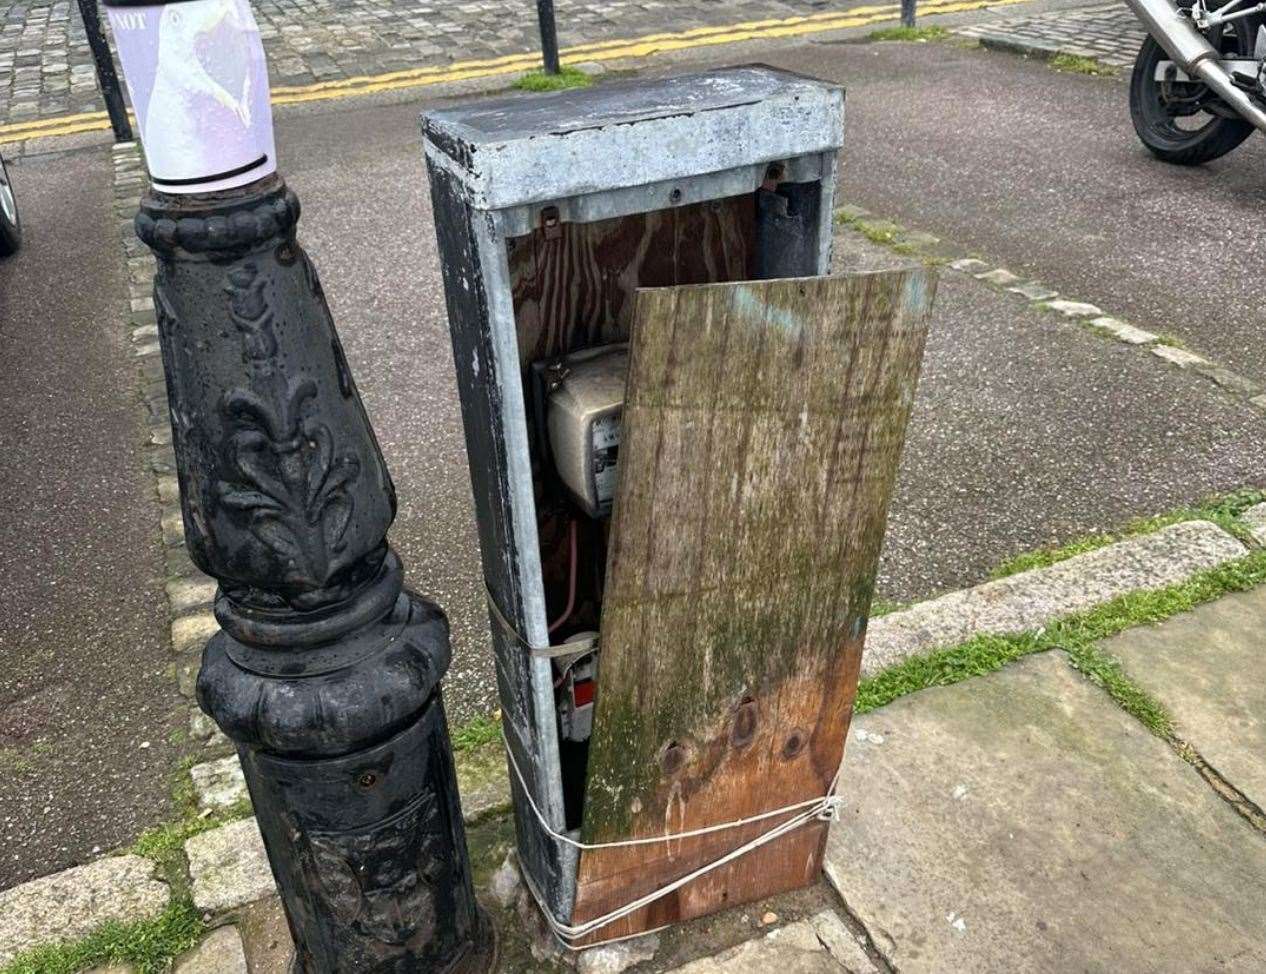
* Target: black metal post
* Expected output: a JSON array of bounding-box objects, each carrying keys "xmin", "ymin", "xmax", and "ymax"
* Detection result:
[
  {"xmin": 133, "ymin": 180, "xmax": 496, "ymax": 974},
  {"xmin": 105, "ymin": 3, "xmax": 493, "ymax": 963},
  {"xmin": 75, "ymin": 0, "xmax": 132, "ymax": 143},
  {"xmin": 901, "ymin": 0, "xmax": 917, "ymax": 28},
  {"xmin": 536, "ymin": 0, "xmax": 562, "ymax": 74}
]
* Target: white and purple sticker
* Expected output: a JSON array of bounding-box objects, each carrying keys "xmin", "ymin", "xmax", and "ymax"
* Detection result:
[{"xmin": 108, "ymin": 0, "xmax": 277, "ymax": 193}]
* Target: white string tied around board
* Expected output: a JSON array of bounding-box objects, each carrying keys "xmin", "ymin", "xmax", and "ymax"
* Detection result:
[{"xmin": 502, "ymin": 739, "xmax": 847, "ymax": 949}]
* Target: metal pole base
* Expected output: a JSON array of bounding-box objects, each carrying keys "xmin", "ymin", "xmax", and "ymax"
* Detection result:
[{"xmin": 286, "ymin": 908, "xmax": 497, "ymax": 974}]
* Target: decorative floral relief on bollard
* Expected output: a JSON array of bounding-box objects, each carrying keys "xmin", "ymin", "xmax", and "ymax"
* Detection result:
[{"xmin": 103, "ymin": 0, "xmax": 495, "ymax": 970}]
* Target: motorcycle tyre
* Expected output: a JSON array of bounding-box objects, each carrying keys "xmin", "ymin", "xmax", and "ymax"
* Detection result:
[{"xmin": 1129, "ymin": 32, "xmax": 1257, "ymax": 165}]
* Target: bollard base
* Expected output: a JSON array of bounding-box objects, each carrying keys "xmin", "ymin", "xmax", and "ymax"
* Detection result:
[
  {"xmin": 446, "ymin": 907, "xmax": 499, "ymax": 974},
  {"xmin": 285, "ymin": 908, "xmax": 497, "ymax": 974}
]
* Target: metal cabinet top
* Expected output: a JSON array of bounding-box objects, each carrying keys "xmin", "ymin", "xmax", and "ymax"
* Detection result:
[{"xmin": 421, "ymin": 65, "xmax": 844, "ymax": 212}]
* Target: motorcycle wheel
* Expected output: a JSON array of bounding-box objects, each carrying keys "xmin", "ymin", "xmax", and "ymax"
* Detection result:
[
  {"xmin": 1129, "ymin": 23, "xmax": 1258, "ymax": 165},
  {"xmin": 0, "ymin": 152, "xmax": 20, "ymax": 257}
]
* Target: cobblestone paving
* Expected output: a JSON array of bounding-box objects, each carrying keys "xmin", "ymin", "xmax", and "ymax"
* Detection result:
[
  {"xmin": 1, "ymin": 0, "xmax": 875, "ymax": 127},
  {"xmin": 956, "ymin": 2, "xmax": 1145, "ymax": 67}
]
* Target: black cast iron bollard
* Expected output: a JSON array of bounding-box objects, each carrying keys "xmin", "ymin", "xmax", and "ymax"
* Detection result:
[
  {"xmin": 142, "ymin": 184, "xmax": 492, "ymax": 971},
  {"xmin": 536, "ymin": 0, "xmax": 562, "ymax": 74},
  {"xmin": 901, "ymin": 0, "xmax": 917, "ymax": 28},
  {"xmin": 101, "ymin": 1, "xmax": 495, "ymax": 970},
  {"xmin": 75, "ymin": 0, "xmax": 133, "ymax": 142}
]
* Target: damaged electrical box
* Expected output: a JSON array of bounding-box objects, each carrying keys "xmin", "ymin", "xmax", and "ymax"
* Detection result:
[{"xmin": 423, "ymin": 66, "xmax": 933, "ymax": 946}]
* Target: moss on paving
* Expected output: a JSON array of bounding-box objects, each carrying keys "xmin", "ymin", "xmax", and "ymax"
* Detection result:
[
  {"xmin": 1050, "ymin": 53, "xmax": 1116, "ymax": 76},
  {"xmin": 131, "ymin": 798, "xmax": 253, "ymax": 868},
  {"xmin": 989, "ymin": 488, "xmax": 1266, "ymax": 578},
  {"xmin": 870, "ymin": 598, "xmax": 907, "ymax": 618},
  {"xmin": 837, "ymin": 214, "xmax": 903, "ymax": 246},
  {"xmin": 0, "ymin": 898, "xmax": 206, "ymax": 974},
  {"xmin": 131, "ymin": 754, "xmax": 252, "ymax": 880},
  {"xmin": 513, "ymin": 66, "xmax": 592, "ymax": 92},
  {"xmin": 869, "ymin": 25, "xmax": 948, "ymax": 42},
  {"xmin": 857, "ymin": 546, "xmax": 1266, "ymax": 734},
  {"xmin": 451, "ymin": 712, "xmax": 502, "ymax": 752}
]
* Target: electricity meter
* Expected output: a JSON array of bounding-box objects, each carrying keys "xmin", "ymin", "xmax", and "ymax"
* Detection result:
[{"xmin": 547, "ymin": 345, "xmax": 628, "ymax": 519}]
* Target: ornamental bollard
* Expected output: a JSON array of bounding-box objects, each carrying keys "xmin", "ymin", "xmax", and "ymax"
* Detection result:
[{"xmin": 103, "ymin": 1, "xmax": 494, "ymax": 969}]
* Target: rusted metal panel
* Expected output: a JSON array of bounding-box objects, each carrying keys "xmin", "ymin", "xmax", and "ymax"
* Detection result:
[{"xmin": 572, "ymin": 270, "xmax": 936, "ymax": 943}]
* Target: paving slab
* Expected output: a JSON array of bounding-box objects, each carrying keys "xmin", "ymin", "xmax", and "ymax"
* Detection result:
[
  {"xmin": 0, "ymin": 855, "xmax": 169, "ymax": 965},
  {"xmin": 825, "ymin": 652, "xmax": 1266, "ymax": 972},
  {"xmin": 864, "ymin": 520, "xmax": 1245, "ymax": 675},
  {"xmin": 174, "ymin": 925, "xmax": 249, "ymax": 974},
  {"xmin": 235, "ymin": 897, "xmax": 293, "ymax": 974},
  {"xmin": 1107, "ymin": 585, "xmax": 1266, "ymax": 810},
  {"xmin": 1242, "ymin": 503, "xmax": 1266, "ymax": 545},
  {"xmin": 191, "ymin": 755, "xmax": 249, "ymax": 813},
  {"xmin": 186, "ymin": 819, "xmax": 276, "ymax": 914},
  {"xmin": 664, "ymin": 911, "xmax": 876, "ymax": 974}
]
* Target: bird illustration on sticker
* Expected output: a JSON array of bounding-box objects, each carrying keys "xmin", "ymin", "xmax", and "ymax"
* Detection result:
[{"xmin": 107, "ymin": 0, "xmax": 278, "ymax": 193}]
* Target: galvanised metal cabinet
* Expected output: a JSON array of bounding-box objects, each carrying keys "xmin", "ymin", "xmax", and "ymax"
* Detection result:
[{"xmin": 422, "ymin": 66, "xmax": 845, "ymax": 943}]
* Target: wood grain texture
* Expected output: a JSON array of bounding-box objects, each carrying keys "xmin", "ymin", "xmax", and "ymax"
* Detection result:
[
  {"xmin": 570, "ymin": 269, "xmax": 936, "ymax": 942},
  {"xmin": 507, "ymin": 196, "xmax": 754, "ymax": 368}
]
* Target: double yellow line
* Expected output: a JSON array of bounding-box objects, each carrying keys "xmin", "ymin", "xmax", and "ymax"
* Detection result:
[{"xmin": 0, "ymin": 0, "xmax": 1030, "ymax": 144}]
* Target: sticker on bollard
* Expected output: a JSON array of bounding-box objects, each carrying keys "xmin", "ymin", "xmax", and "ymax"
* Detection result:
[{"xmin": 104, "ymin": 0, "xmax": 276, "ymax": 193}]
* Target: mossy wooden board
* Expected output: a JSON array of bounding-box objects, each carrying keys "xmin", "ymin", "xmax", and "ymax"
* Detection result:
[{"xmin": 571, "ymin": 269, "xmax": 935, "ymax": 942}]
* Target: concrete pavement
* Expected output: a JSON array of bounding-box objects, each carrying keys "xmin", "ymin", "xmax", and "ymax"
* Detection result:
[{"xmin": 825, "ymin": 645, "xmax": 1266, "ymax": 973}]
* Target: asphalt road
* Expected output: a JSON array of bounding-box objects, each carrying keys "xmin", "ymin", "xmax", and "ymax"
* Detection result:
[
  {"xmin": 5, "ymin": 15, "xmax": 1266, "ymax": 887},
  {"xmin": 793, "ymin": 38, "xmax": 1266, "ymax": 385},
  {"xmin": 0, "ymin": 145, "xmax": 181, "ymax": 888}
]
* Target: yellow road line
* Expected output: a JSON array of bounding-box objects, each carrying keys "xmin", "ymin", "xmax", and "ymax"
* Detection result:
[{"xmin": 0, "ymin": 0, "xmax": 1030, "ymax": 143}]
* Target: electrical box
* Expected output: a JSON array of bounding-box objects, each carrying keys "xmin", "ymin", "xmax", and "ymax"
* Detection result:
[{"xmin": 427, "ymin": 66, "xmax": 941, "ymax": 942}]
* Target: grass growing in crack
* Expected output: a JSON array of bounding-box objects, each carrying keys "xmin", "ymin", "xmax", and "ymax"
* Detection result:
[
  {"xmin": 1063, "ymin": 642, "xmax": 1171, "ymax": 735},
  {"xmin": 131, "ymin": 798, "xmax": 253, "ymax": 864},
  {"xmin": 451, "ymin": 712, "xmax": 502, "ymax": 752},
  {"xmin": 131, "ymin": 754, "xmax": 251, "ymax": 882},
  {"xmin": 836, "ymin": 211, "xmax": 906, "ymax": 247},
  {"xmin": 1050, "ymin": 53, "xmax": 1116, "ymax": 76},
  {"xmin": 988, "ymin": 488, "xmax": 1266, "ymax": 579},
  {"xmin": 513, "ymin": 66, "xmax": 591, "ymax": 92},
  {"xmin": 870, "ymin": 598, "xmax": 907, "ymax": 618},
  {"xmin": 855, "ymin": 222, "xmax": 902, "ymax": 246},
  {"xmin": 857, "ymin": 547, "xmax": 1266, "ymax": 723},
  {"xmin": 0, "ymin": 897, "xmax": 206, "ymax": 974},
  {"xmin": 869, "ymin": 25, "xmax": 948, "ymax": 42}
]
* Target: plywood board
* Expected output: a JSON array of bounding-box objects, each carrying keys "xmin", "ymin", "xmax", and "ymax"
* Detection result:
[
  {"xmin": 507, "ymin": 196, "xmax": 754, "ymax": 368},
  {"xmin": 571, "ymin": 269, "xmax": 936, "ymax": 942}
]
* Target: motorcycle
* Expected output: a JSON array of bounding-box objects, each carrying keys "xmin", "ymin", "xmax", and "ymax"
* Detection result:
[{"xmin": 1127, "ymin": 0, "xmax": 1266, "ymax": 164}]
